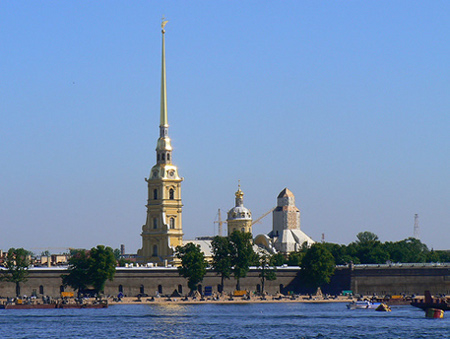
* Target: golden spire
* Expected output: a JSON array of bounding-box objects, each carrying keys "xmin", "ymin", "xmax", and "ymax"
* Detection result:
[{"xmin": 160, "ymin": 17, "xmax": 168, "ymax": 128}]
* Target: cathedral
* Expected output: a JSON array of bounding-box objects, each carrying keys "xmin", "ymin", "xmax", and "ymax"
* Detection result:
[
  {"xmin": 137, "ymin": 21, "xmax": 183, "ymax": 265},
  {"xmin": 137, "ymin": 21, "xmax": 314, "ymax": 264}
]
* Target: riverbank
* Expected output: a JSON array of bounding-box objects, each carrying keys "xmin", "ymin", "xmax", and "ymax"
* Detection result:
[{"xmin": 108, "ymin": 295, "xmax": 354, "ymax": 305}]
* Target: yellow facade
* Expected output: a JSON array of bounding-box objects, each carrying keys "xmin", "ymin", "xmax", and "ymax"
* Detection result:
[{"xmin": 138, "ymin": 173, "xmax": 183, "ymax": 264}]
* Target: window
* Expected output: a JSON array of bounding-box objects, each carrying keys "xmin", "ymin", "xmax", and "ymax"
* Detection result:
[
  {"xmin": 167, "ymin": 154, "xmax": 170, "ymax": 161},
  {"xmin": 158, "ymin": 285, "xmax": 163, "ymax": 294},
  {"xmin": 170, "ymin": 218, "xmax": 175, "ymax": 229},
  {"xmin": 119, "ymin": 285, "xmax": 123, "ymax": 293},
  {"xmin": 153, "ymin": 218, "xmax": 158, "ymax": 229},
  {"xmin": 140, "ymin": 285, "xmax": 145, "ymax": 294},
  {"xmin": 39, "ymin": 285, "xmax": 44, "ymax": 295},
  {"xmin": 153, "ymin": 189, "xmax": 158, "ymax": 200},
  {"xmin": 153, "ymin": 245, "xmax": 158, "ymax": 257},
  {"xmin": 169, "ymin": 188, "xmax": 174, "ymax": 200},
  {"xmin": 162, "ymin": 154, "xmax": 165, "ymax": 160},
  {"xmin": 257, "ymin": 284, "xmax": 261, "ymax": 294},
  {"xmin": 178, "ymin": 285, "xmax": 183, "ymax": 294},
  {"xmin": 60, "ymin": 285, "xmax": 65, "ymax": 293}
]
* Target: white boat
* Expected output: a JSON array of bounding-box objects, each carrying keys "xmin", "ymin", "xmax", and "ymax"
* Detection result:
[{"xmin": 347, "ymin": 301, "xmax": 381, "ymax": 309}]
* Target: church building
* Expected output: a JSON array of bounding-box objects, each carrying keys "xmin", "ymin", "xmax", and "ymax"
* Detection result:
[
  {"xmin": 137, "ymin": 20, "xmax": 183, "ymax": 265},
  {"xmin": 226, "ymin": 184, "xmax": 252, "ymax": 236}
]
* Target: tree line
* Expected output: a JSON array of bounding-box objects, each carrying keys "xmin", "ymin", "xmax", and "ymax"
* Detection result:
[{"xmin": 270, "ymin": 231, "xmax": 450, "ymax": 268}]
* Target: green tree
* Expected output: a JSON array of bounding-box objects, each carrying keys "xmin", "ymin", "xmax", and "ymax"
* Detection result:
[
  {"xmin": 258, "ymin": 254, "xmax": 276, "ymax": 295},
  {"xmin": 0, "ymin": 248, "xmax": 31, "ymax": 297},
  {"xmin": 270, "ymin": 253, "xmax": 286, "ymax": 266},
  {"xmin": 62, "ymin": 246, "xmax": 116, "ymax": 297},
  {"xmin": 350, "ymin": 231, "xmax": 389, "ymax": 264},
  {"xmin": 229, "ymin": 230, "xmax": 255, "ymax": 291},
  {"xmin": 323, "ymin": 242, "xmax": 359, "ymax": 265},
  {"xmin": 88, "ymin": 245, "xmax": 116, "ymax": 294},
  {"xmin": 211, "ymin": 236, "xmax": 233, "ymax": 293},
  {"xmin": 356, "ymin": 231, "xmax": 379, "ymax": 244},
  {"xmin": 62, "ymin": 249, "xmax": 91, "ymax": 297},
  {"xmin": 287, "ymin": 251, "xmax": 305, "ymax": 266},
  {"xmin": 113, "ymin": 248, "xmax": 121, "ymax": 261},
  {"xmin": 176, "ymin": 243, "xmax": 208, "ymax": 295},
  {"xmin": 300, "ymin": 243, "xmax": 335, "ymax": 291}
]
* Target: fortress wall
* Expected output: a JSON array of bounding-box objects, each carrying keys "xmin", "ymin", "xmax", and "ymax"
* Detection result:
[
  {"xmin": 0, "ymin": 268, "xmax": 298, "ymax": 298},
  {"xmin": 1, "ymin": 265, "xmax": 450, "ymax": 298},
  {"xmin": 350, "ymin": 265, "xmax": 450, "ymax": 296}
]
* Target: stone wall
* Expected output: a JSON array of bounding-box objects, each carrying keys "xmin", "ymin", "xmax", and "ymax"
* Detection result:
[
  {"xmin": 350, "ymin": 264, "xmax": 450, "ymax": 296},
  {"xmin": 0, "ymin": 267, "xmax": 297, "ymax": 298},
  {"xmin": 1, "ymin": 264, "xmax": 450, "ymax": 298}
]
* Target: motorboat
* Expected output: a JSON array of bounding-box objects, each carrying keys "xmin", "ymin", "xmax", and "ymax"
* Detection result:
[{"xmin": 347, "ymin": 300, "xmax": 381, "ymax": 310}]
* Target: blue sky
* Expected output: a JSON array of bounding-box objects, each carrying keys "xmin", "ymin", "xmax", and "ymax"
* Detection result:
[{"xmin": 1, "ymin": 1, "xmax": 449, "ymax": 253}]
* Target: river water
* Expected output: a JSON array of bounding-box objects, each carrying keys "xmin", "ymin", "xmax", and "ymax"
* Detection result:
[{"xmin": 0, "ymin": 302, "xmax": 447, "ymax": 338}]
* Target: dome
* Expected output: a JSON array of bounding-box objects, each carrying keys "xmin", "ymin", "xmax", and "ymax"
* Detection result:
[{"xmin": 227, "ymin": 206, "xmax": 252, "ymax": 220}]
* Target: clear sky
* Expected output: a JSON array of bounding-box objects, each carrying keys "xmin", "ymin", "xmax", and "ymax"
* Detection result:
[{"xmin": 1, "ymin": 1, "xmax": 449, "ymax": 254}]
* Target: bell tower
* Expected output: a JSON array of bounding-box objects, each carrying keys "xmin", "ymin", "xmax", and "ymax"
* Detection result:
[{"xmin": 137, "ymin": 19, "xmax": 183, "ymax": 265}]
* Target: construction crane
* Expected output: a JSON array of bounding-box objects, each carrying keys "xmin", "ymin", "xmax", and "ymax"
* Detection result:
[
  {"xmin": 251, "ymin": 207, "xmax": 275, "ymax": 226},
  {"xmin": 214, "ymin": 209, "xmax": 227, "ymax": 236},
  {"xmin": 414, "ymin": 214, "xmax": 420, "ymax": 239}
]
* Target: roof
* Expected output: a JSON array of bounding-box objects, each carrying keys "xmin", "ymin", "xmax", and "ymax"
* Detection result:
[
  {"xmin": 183, "ymin": 239, "xmax": 212, "ymax": 257},
  {"xmin": 277, "ymin": 188, "xmax": 294, "ymax": 198}
]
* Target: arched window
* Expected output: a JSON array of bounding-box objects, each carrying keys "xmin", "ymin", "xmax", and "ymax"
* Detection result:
[
  {"xmin": 170, "ymin": 218, "xmax": 175, "ymax": 229},
  {"xmin": 140, "ymin": 285, "xmax": 145, "ymax": 294},
  {"xmin": 178, "ymin": 285, "xmax": 183, "ymax": 294},
  {"xmin": 153, "ymin": 189, "xmax": 158, "ymax": 200},
  {"xmin": 153, "ymin": 218, "xmax": 158, "ymax": 229},
  {"xmin": 158, "ymin": 285, "xmax": 163, "ymax": 294},
  {"xmin": 118, "ymin": 285, "xmax": 123, "ymax": 293},
  {"xmin": 153, "ymin": 245, "xmax": 158, "ymax": 257},
  {"xmin": 162, "ymin": 154, "xmax": 165, "ymax": 160},
  {"xmin": 169, "ymin": 188, "xmax": 174, "ymax": 200},
  {"xmin": 39, "ymin": 285, "xmax": 44, "ymax": 295},
  {"xmin": 167, "ymin": 153, "xmax": 170, "ymax": 161}
]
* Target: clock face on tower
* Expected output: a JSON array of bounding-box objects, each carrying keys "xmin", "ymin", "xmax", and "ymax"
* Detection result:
[{"xmin": 168, "ymin": 170, "xmax": 175, "ymax": 178}]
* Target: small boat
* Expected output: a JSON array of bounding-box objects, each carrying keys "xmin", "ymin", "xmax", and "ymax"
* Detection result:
[
  {"xmin": 347, "ymin": 300, "xmax": 381, "ymax": 309},
  {"xmin": 375, "ymin": 303, "xmax": 391, "ymax": 312},
  {"xmin": 425, "ymin": 308, "xmax": 444, "ymax": 318}
]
